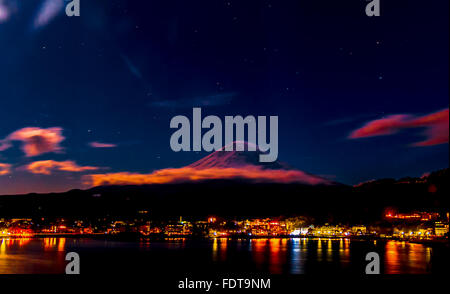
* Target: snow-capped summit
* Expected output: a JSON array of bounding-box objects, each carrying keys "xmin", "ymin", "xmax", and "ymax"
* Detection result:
[{"xmin": 188, "ymin": 141, "xmax": 290, "ymax": 170}]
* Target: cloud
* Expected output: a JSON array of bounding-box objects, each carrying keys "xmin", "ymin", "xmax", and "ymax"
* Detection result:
[
  {"xmin": 121, "ymin": 55, "xmax": 143, "ymax": 80},
  {"xmin": 407, "ymin": 109, "xmax": 449, "ymax": 146},
  {"xmin": 0, "ymin": 0, "xmax": 13, "ymax": 23},
  {"xmin": 0, "ymin": 163, "xmax": 11, "ymax": 175},
  {"xmin": 0, "ymin": 140, "xmax": 11, "ymax": 152},
  {"xmin": 150, "ymin": 92, "xmax": 237, "ymax": 108},
  {"xmin": 33, "ymin": 0, "xmax": 64, "ymax": 30},
  {"xmin": 349, "ymin": 108, "xmax": 449, "ymax": 147},
  {"xmin": 0, "ymin": 127, "xmax": 65, "ymax": 157},
  {"xmin": 83, "ymin": 165, "xmax": 330, "ymax": 187},
  {"xmin": 89, "ymin": 142, "xmax": 117, "ymax": 148},
  {"xmin": 26, "ymin": 160, "xmax": 100, "ymax": 175},
  {"xmin": 349, "ymin": 114, "xmax": 411, "ymax": 138},
  {"xmin": 324, "ymin": 113, "xmax": 379, "ymax": 127}
]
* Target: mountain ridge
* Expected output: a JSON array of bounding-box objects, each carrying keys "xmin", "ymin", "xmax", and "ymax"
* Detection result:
[{"xmin": 0, "ymin": 169, "xmax": 447, "ymax": 223}]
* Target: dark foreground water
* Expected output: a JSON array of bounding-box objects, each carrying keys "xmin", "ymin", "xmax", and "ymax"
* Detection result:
[{"xmin": 1, "ymin": 237, "xmax": 449, "ymax": 275}]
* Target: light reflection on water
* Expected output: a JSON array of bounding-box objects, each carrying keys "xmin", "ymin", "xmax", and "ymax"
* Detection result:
[
  {"xmin": 384, "ymin": 241, "xmax": 430, "ymax": 274},
  {"xmin": 0, "ymin": 237, "xmax": 434, "ymax": 274},
  {"xmin": 1, "ymin": 238, "xmax": 66, "ymax": 274},
  {"xmin": 213, "ymin": 238, "xmax": 433, "ymax": 274}
]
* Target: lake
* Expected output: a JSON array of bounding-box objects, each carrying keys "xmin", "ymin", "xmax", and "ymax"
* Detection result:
[{"xmin": 1, "ymin": 237, "xmax": 448, "ymax": 275}]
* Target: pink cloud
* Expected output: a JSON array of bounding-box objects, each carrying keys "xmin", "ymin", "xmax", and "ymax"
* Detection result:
[
  {"xmin": 408, "ymin": 109, "xmax": 449, "ymax": 146},
  {"xmin": 349, "ymin": 108, "xmax": 449, "ymax": 147},
  {"xmin": 349, "ymin": 114, "xmax": 411, "ymax": 138},
  {"xmin": 0, "ymin": 163, "xmax": 11, "ymax": 176},
  {"xmin": 89, "ymin": 142, "xmax": 117, "ymax": 148},
  {"xmin": 0, "ymin": 0, "xmax": 11, "ymax": 23},
  {"xmin": 26, "ymin": 160, "xmax": 100, "ymax": 175},
  {"xmin": 83, "ymin": 165, "xmax": 331, "ymax": 187},
  {"xmin": 0, "ymin": 127, "xmax": 65, "ymax": 157},
  {"xmin": 33, "ymin": 0, "xmax": 64, "ymax": 29}
]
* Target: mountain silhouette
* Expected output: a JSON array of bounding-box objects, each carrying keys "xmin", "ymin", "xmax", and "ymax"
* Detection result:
[
  {"xmin": 84, "ymin": 141, "xmax": 334, "ymax": 186},
  {"xmin": 0, "ymin": 136, "xmax": 447, "ymax": 224}
]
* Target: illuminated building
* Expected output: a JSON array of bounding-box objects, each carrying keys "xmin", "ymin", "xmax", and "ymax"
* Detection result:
[
  {"xmin": 164, "ymin": 219, "xmax": 193, "ymax": 236},
  {"xmin": 393, "ymin": 226, "xmax": 434, "ymax": 239},
  {"xmin": 309, "ymin": 224, "xmax": 348, "ymax": 237},
  {"xmin": 240, "ymin": 218, "xmax": 288, "ymax": 236},
  {"xmin": 0, "ymin": 213, "xmax": 447, "ymax": 240},
  {"xmin": 385, "ymin": 211, "xmax": 440, "ymax": 221},
  {"xmin": 351, "ymin": 226, "xmax": 366, "ymax": 235},
  {"xmin": 434, "ymin": 222, "xmax": 449, "ymax": 237}
]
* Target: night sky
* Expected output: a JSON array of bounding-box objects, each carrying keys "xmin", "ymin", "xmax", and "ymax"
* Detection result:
[{"xmin": 0, "ymin": 0, "xmax": 448, "ymax": 194}]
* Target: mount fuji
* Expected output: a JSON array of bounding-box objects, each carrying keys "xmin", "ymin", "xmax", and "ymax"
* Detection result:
[
  {"xmin": 85, "ymin": 141, "xmax": 334, "ymax": 186},
  {"xmin": 188, "ymin": 141, "xmax": 289, "ymax": 170}
]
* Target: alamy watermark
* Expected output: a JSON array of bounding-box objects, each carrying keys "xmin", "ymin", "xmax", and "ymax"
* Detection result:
[
  {"xmin": 65, "ymin": 0, "xmax": 80, "ymax": 17},
  {"xmin": 65, "ymin": 1, "xmax": 380, "ymax": 18},
  {"xmin": 365, "ymin": 0, "xmax": 380, "ymax": 17},
  {"xmin": 365, "ymin": 252, "xmax": 380, "ymax": 274},
  {"xmin": 169, "ymin": 108, "xmax": 278, "ymax": 162},
  {"xmin": 65, "ymin": 252, "xmax": 80, "ymax": 274}
]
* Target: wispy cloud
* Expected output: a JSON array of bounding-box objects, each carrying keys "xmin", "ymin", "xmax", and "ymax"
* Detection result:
[
  {"xmin": 0, "ymin": 163, "xmax": 11, "ymax": 175},
  {"xmin": 349, "ymin": 114, "xmax": 412, "ymax": 138},
  {"xmin": 324, "ymin": 113, "xmax": 379, "ymax": 126},
  {"xmin": 33, "ymin": 0, "xmax": 64, "ymax": 30},
  {"xmin": 0, "ymin": 0, "xmax": 14, "ymax": 23},
  {"xmin": 0, "ymin": 127, "xmax": 65, "ymax": 157},
  {"xmin": 349, "ymin": 108, "xmax": 449, "ymax": 147},
  {"xmin": 150, "ymin": 92, "xmax": 237, "ymax": 108},
  {"xmin": 89, "ymin": 142, "xmax": 117, "ymax": 148},
  {"xmin": 26, "ymin": 160, "xmax": 100, "ymax": 175},
  {"xmin": 121, "ymin": 54, "xmax": 143, "ymax": 80}
]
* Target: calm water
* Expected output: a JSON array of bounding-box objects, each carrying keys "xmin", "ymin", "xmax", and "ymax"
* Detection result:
[{"xmin": 0, "ymin": 237, "xmax": 447, "ymax": 274}]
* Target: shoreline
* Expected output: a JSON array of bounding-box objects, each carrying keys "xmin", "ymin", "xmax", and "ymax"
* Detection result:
[{"xmin": 2, "ymin": 233, "xmax": 448, "ymax": 245}]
